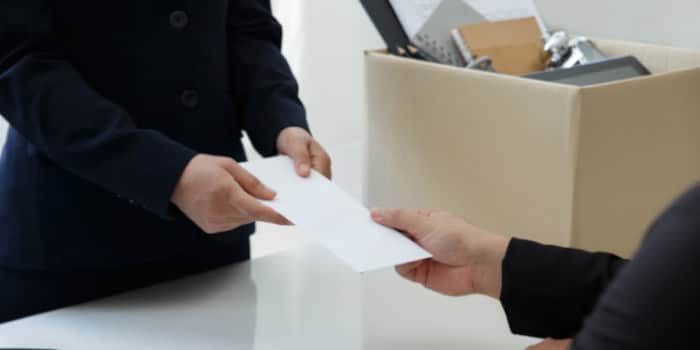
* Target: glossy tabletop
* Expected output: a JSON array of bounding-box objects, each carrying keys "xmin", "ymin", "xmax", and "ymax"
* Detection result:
[{"xmin": 0, "ymin": 245, "xmax": 538, "ymax": 349}]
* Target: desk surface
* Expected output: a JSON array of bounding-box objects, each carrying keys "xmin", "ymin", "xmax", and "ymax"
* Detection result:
[{"xmin": 0, "ymin": 245, "xmax": 537, "ymax": 349}]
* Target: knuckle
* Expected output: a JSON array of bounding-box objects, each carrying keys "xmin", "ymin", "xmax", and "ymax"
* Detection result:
[
  {"xmin": 201, "ymin": 222, "xmax": 219, "ymax": 234},
  {"xmin": 434, "ymin": 211, "xmax": 450, "ymax": 219},
  {"xmin": 203, "ymin": 215, "xmax": 220, "ymax": 227},
  {"xmin": 245, "ymin": 204, "xmax": 263, "ymax": 219},
  {"xmin": 393, "ymin": 209, "xmax": 408, "ymax": 222},
  {"xmin": 295, "ymin": 152, "xmax": 310, "ymax": 163},
  {"xmin": 220, "ymin": 158, "xmax": 238, "ymax": 169},
  {"xmin": 211, "ymin": 177, "xmax": 233, "ymax": 198},
  {"xmin": 241, "ymin": 204, "xmax": 260, "ymax": 218},
  {"xmin": 229, "ymin": 191, "xmax": 246, "ymax": 205},
  {"xmin": 386, "ymin": 208, "xmax": 399, "ymax": 218},
  {"xmin": 202, "ymin": 216, "xmax": 219, "ymax": 231}
]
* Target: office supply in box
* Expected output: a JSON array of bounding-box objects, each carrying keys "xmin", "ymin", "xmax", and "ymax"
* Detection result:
[
  {"xmin": 457, "ymin": 17, "xmax": 547, "ymax": 75},
  {"xmin": 364, "ymin": 38, "xmax": 700, "ymax": 258},
  {"xmin": 389, "ymin": 0, "xmax": 548, "ymax": 39},
  {"xmin": 412, "ymin": 0, "xmax": 486, "ymax": 66},
  {"xmin": 561, "ymin": 36, "xmax": 609, "ymax": 68},
  {"xmin": 388, "ymin": 0, "xmax": 441, "ymax": 39},
  {"xmin": 359, "ymin": 0, "xmax": 411, "ymax": 55},
  {"xmin": 544, "ymin": 31, "xmax": 572, "ymax": 68},
  {"xmin": 451, "ymin": 29, "xmax": 495, "ymax": 71},
  {"xmin": 524, "ymin": 55, "xmax": 650, "ymax": 86}
]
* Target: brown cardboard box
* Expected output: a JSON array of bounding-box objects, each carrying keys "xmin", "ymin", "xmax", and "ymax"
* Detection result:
[
  {"xmin": 364, "ymin": 38, "xmax": 700, "ymax": 258},
  {"xmin": 458, "ymin": 17, "xmax": 547, "ymax": 75}
]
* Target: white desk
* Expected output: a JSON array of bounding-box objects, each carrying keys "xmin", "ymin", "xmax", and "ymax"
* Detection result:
[{"xmin": 0, "ymin": 245, "xmax": 538, "ymax": 349}]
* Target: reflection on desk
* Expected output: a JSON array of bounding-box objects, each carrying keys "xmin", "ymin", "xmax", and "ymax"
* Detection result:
[{"xmin": 0, "ymin": 245, "xmax": 538, "ymax": 349}]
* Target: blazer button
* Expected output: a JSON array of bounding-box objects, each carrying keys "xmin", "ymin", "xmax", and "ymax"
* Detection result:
[
  {"xmin": 170, "ymin": 10, "xmax": 189, "ymax": 29},
  {"xmin": 180, "ymin": 89, "xmax": 199, "ymax": 109}
]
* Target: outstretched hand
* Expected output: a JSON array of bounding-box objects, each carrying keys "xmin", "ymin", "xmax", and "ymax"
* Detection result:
[
  {"xmin": 371, "ymin": 208, "xmax": 509, "ymax": 298},
  {"xmin": 172, "ymin": 154, "xmax": 290, "ymax": 234},
  {"xmin": 526, "ymin": 338, "xmax": 572, "ymax": 350}
]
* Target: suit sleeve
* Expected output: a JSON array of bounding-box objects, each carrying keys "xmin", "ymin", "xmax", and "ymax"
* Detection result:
[
  {"xmin": 499, "ymin": 238, "xmax": 627, "ymax": 339},
  {"xmin": 0, "ymin": 2, "xmax": 197, "ymax": 218},
  {"xmin": 227, "ymin": 0, "xmax": 309, "ymax": 157}
]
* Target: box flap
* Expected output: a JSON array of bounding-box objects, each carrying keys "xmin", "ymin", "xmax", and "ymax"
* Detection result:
[{"xmin": 595, "ymin": 38, "xmax": 700, "ymax": 74}]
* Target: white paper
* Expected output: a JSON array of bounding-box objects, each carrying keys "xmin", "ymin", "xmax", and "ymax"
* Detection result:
[
  {"xmin": 466, "ymin": 0, "xmax": 548, "ymax": 35},
  {"xmin": 389, "ymin": 0, "xmax": 442, "ymax": 39},
  {"xmin": 241, "ymin": 156, "xmax": 431, "ymax": 272},
  {"xmin": 389, "ymin": 0, "xmax": 548, "ymax": 38}
]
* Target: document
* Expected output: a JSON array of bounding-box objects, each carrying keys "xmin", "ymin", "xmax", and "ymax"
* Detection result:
[
  {"xmin": 241, "ymin": 156, "xmax": 431, "ymax": 273},
  {"xmin": 388, "ymin": 0, "xmax": 442, "ymax": 39},
  {"xmin": 389, "ymin": 0, "xmax": 548, "ymax": 38}
]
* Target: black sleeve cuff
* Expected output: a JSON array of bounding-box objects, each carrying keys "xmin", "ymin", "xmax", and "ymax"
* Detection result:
[
  {"xmin": 246, "ymin": 96, "xmax": 309, "ymax": 157},
  {"xmin": 500, "ymin": 238, "xmax": 625, "ymax": 339},
  {"xmin": 116, "ymin": 130, "xmax": 198, "ymax": 220}
]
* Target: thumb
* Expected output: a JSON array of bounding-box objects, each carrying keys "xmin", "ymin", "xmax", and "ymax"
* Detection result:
[
  {"xmin": 283, "ymin": 141, "xmax": 312, "ymax": 177},
  {"xmin": 371, "ymin": 208, "xmax": 433, "ymax": 241}
]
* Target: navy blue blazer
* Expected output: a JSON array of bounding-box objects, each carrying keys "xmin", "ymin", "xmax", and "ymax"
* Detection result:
[{"xmin": 0, "ymin": 1, "xmax": 309, "ymax": 270}]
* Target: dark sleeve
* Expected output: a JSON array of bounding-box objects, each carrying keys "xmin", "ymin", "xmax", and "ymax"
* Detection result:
[
  {"xmin": 500, "ymin": 238, "xmax": 627, "ymax": 339},
  {"xmin": 0, "ymin": 1, "xmax": 197, "ymax": 218},
  {"xmin": 571, "ymin": 185, "xmax": 700, "ymax": 350},
  {"xmin": 227, "ymin": 0, "xmax": 310, "ymax": 157}
]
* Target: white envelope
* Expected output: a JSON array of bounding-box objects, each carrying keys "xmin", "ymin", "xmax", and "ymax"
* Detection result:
[{"xmin": 241, "ymin": 156, "xmax": 431, "ymax": 272}]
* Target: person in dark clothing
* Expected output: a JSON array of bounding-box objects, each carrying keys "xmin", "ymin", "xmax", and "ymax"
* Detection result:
[
  {"xmin": 0, "ymin": 0, "xmax": 331, "ymax": 323},
  {"xmin": 371, "ymin": 182, "xmax": 700, "ymax": 350}
]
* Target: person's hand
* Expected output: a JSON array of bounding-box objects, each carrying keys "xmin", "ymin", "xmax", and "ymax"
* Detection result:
[
  {"xmin": 525, "ymin": 338, "xmax": 572, "ymax": 350},
  {"xmin": 371, "ymin": 208, "xmax": 510, "ymax": 298},
  {"xmin": 171, "ymin": 154, "xmax": 289, "ymax": 234},
  {"xmin": 276, "ymin": 127, "xmax": 332, "ymax": 179}
]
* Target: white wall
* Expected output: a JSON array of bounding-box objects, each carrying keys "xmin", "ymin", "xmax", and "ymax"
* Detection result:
[
  {"xmin": 535, "ymin": 0, "xmax": 700, "ymax": 48},
  {"xmin": 274, "ymin": 1, "xmax": 383, "ymax": 149},
  {"xmin": 270, "ymin": 0, "xmax": 384, "ymax": 199}
]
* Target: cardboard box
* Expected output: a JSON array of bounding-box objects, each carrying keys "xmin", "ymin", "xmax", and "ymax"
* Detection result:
[{"xmin": 364, "ymin": 38, "xmax": 700, "ymax": 257}]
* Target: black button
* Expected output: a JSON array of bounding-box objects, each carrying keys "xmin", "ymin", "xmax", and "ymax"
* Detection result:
[
  {"xmin": 170, "ymin": 10, "xmax": 189, "ymax": 29},
  {"xmin": 180, "ymin": 89, "xmax": 199, "ymax": 109}
]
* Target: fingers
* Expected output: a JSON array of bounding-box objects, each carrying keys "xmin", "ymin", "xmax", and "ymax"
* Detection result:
[
  {"xmin": 371, "ymin": 208, "xmax": 434, "ymax": 240},
  {"xmin": 309, "ymin": 140, "xmax": 332, "ymax": 179},
  {"xmin": 232, "ymin": 190, "xmax": 290, "ymax": 226},
  {"xmin": 276, "ymin": 127, "xmax": 330, "ymax": 178},
  {"xmin": 416, "ymin": 209, "xmax": 434, "ymax": 217},
  {"xmin": 282, "ymin": 138, "xmax": 312, "ymax": 177},
  {"xmin": 395, "ymin": 260, "xmax": 424, "ymax": 280},
  {"xmin": 221, "ymin": 160, "xmax": 276, "ymax": 200},
  {"xmin": 525, "ymin": 338, "xmax": 572, "ymax": 350}
]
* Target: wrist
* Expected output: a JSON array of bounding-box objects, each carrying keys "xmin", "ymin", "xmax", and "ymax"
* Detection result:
[
  {"xmin": 474, "ymin": 234, "xmax": 510, "ymax": 299},
  {"xmin": 276, "ymin": 126, "xmax": 310, "ymax": 149},
  {"xmin": 170, "ymin": 154, "xmax": 200, "ymax": 208}
]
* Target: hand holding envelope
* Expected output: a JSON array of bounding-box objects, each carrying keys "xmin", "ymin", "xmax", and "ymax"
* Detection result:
[
  {"xmin": 241, "ymin": 156, "xmax": 431, "ymax": 272},
  {"xmin": 171, "ymin": 127, "xmax": 329, "ymax": 235}
]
